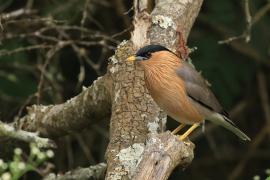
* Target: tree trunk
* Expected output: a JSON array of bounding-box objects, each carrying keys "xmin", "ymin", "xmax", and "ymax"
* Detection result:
[
  {"xmin": 105, "ymin": 0, "xmax": 203, "ymax": 179},
  {"xmin": 0, "ymin": 0, "xmax": 204, "ymax": 179}
]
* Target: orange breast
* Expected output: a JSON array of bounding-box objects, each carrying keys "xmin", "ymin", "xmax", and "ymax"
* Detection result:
[{"xmin": 144, "ymin": 67, "xmax": 204, "ymax": 124}]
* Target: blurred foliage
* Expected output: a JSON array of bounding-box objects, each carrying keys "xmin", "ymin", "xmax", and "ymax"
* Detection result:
[
  {"xmin": 0, "ymin": 0, "xmax": 269, "ymax": 180},
  {"xmin": 0, "ymin": 144, "xmax": 54, "ymax": 180}
]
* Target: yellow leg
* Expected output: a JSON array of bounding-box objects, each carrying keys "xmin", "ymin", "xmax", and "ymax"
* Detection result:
[
  {"xmin": 179, "ymin": 123, "xmax": 199, "ymax": 141},
  {"xmin": 172, "ymin": 124, "xmax": 185, "ymax": 135}
]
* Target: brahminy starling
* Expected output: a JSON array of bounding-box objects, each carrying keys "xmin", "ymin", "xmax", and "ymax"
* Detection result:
[{"xmin": 127, "ymin": 44, "xmax": 250, "ymax": 141}]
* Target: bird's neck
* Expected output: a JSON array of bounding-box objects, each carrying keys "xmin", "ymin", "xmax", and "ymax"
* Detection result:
[
  {"xmin": 140, "ymin": 59, "xmax": 180, "ymax": 76},
  {"xmin": 141, "ymin": 59, "xmax": 180, "ymax": 93},
  {"xmin": 139, "ymin": 51, "xmax": 181, "ymax": 91}
]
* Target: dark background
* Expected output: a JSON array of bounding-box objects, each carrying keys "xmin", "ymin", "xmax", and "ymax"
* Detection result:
[{"xmin": 0, "ymin": 0, "xmax": 269, "ymax": 179}]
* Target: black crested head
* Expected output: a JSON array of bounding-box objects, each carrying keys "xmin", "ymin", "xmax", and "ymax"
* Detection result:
[{"xmin": 135, "ymin": 44, "xmax": 171, "ymax": 60}]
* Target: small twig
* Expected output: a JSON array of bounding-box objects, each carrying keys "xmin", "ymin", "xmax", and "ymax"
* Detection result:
[
  {"xmin": 0, "ymin": 8, "xmax": 35, "ymax": 30},
  {"xmin": 2, "ymin": 21, "xmax": 117, "ymax": 43},
  {"xmin": 113, "ymin": 0, "xmax": 131, "ymax": 27},
  {"xmin": 56, "ymin": 29, "xmax": 87, "ymax": 88},
  {"xmin": 76, "ymin": 63, "xmax": 86, "ymax": 90},
  {"xmin": 80, "ymin": 0, "xmax": 91, "ymax": 28},
  {"xmin": 124, "ymin": 6, "xmax": 134, "ymax": 15},
  {"xmin": 25, "ymin": 0, "xmax": 34, "ymax": 10},
  {"xmin": 252, "ymin": 2, "xmax": 270, "ymax": 25},
  {"xmin": 0, "ymin": 8, "xmax": 33, "ymax": 20},
  {"xmin": 44, "ymin": 162, "xmax": 107, "ymax": 180},
  {"xmin": 79, "ymin": 0, "xmax": 105, "ymax": 37},
  {"xmin": 218, "ymin": 35, "xmax": 245, "ymax": 45},
  {"xmin": 75, "ymin": 134, "xmax": 96, "ymax": 164},
  {"xmin": 111, "ymin": 25, "xmax": 132, "ymax": 38},
  {"xmin": 56, "ymin": 28, "xmax": 101, "ymax": 82},
  {"xmin": 4, "ymin": 17, "xmax": 65, "ymax": 26},
  {"xmin": 0, "ymin": 121, "xmax": 56, "ymax": 148},
  {"xmin": 66, "ymin": 136, "xmax": 74, "ymax": 169},
  {"xmin": 199, "ymin": 15, "xmax": 270, "ymax": 67},
  {"xmin": 36, "ymin": 42, "xmax": 67, "ymax": 104},
  {"xmin": 16, "ymin": 87, "xmax": 53, "ymax": 119},
  {"xmin": 244, "ymin": 0, "xmax": 252, "ymax": 42},
  {"xmin": 257, "ymin": 71, "xmax": 270, "ymax": 131},
  {"xmin": 134, "ymin": 0, "xmax": 148, "ymax": 15},
  {"xmin": 0, "ymin": 44, "xmax": 53, "ymax": 56},
  {"xmin": 218, "ymin": 0, "xmax": 252, "ymax": 44},
  {"xmin": 16, "ymin": 93, "xmax": 37, "ymax": 118}
]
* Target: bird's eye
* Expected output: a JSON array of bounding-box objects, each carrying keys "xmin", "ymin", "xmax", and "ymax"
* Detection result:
[{"xmin": 145, "ymin": 52, "xmax": 151, "ymax": 58}]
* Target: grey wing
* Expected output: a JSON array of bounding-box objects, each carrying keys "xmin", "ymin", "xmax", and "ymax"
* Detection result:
[{"xmin": 176, "ymin": 61, "xmax": 226, "ymax": 115}]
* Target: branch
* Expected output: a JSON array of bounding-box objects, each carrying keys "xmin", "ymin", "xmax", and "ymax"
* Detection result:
[
  {"xmin": 257, "ymin": 71, "xmax": 270, "ymax": 128},
  {"xmin": 218, "ymin": 0, "xmax": 252, "ymax": 44},
  {"xmin": 218, "ymin": 0, "xmax": 270, "ymax": 45},
  {"xmin": 0, "ymin": 8, "xmax": 34, "ymax": 20},
  {"xmin": 0, "ymin": 121, "xmax": 56, "ymax": 148},
  {"xmin": 0, "ymin": 8, "xmax": 35, "ymax": 30},
  {"xmin": 133, "ymin": 132, "xmax": 194, "ymax": 180},
  {"xmin": 14, "ymin": 75, "xmax": 112, "ymax": 137},
  {"xmin": 44, "ymin": 163, "xmax": 107, "ymax": 180},
  {"xmin": 199, "ymin": 15, "xmax": 270, "ymax": 67},
  {"xmin": 252, "ymin": 2, "xmax": 270, "ymax": 25}
]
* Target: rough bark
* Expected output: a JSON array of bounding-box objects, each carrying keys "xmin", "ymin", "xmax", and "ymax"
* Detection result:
[
  {"xmin": 133, "ymin": 132, "xmax": 194, "ymax": 180},
  {"xmin": 105, "ymin": 0, "xmax": 203, "ymax": 179},
  {"xmin": 15, "ymin": 75, "xmax": 112, "ymax": 137},
  {"xmin": 150, "ymin": 0, "xmax": 203, "ymax": 49},
  {"xmin": 105, "ymin": 41, "xmax": 166, "ymax": 180},
  {"xmin": 44, "ymin": 163, "xmax": 107, "ymax": 180},
  {"xmin": 0, "ymin": 121, "xmax": 55, "ymax": 148}
]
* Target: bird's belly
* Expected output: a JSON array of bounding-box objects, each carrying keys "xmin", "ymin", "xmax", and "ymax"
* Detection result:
[
  {"xmin": 160, "ymin": 102, "xmax": 204, "ymax": 124},
  {"xmin": 147, "ymin": 79, "xmax": 204, "ymax": 124}
]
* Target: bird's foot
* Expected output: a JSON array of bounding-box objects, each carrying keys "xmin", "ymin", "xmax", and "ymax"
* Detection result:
[
  {"xmin": 172, "ymin": 124, "xmax": 185, "ymax": 135},
  {"xmin": 178, "ymin": 123, "xmax": 199, "ymax": 141}
]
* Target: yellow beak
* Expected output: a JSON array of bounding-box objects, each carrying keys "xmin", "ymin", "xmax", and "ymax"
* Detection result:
[{"xmin": 126, "ymin": 56, "xmax": 136, "ymax": 62}]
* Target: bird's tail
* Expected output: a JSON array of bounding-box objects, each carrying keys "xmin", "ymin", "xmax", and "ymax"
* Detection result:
[{"xmin": 208, "ymin": 113, "xmax": 250, "ymax": 141}]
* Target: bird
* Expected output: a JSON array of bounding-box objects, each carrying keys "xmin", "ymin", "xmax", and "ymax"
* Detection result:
[{"xmin": 127, "ymin": 44, "xmax": 250, "ymax": 141}]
